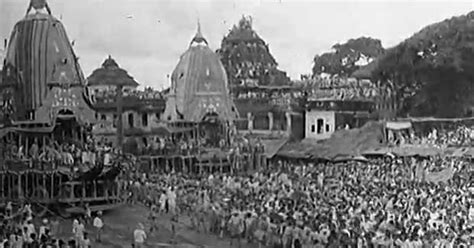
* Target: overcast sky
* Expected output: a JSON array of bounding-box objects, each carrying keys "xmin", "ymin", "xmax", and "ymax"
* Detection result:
[{"xmin": 0, "ymin": 0, "xmax": 472, "ymax": 89}]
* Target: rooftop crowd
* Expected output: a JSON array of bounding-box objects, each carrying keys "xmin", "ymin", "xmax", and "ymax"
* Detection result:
[
  {"xmin": 305, "ymin": 76, "xmax": 395, "ymax": 101},
  {"xmin": 388, "ymin": 125, "xmax": 474, "ymax": 147}
]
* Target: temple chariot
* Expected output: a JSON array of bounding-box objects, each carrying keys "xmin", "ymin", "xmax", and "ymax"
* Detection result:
[
  {"xmin": 0, "ymin": 0, "xmax": 123, "ymax": 217},
  {"xmin": 138, "ymin": 23, "xmax": 266, "ymax": 175}
]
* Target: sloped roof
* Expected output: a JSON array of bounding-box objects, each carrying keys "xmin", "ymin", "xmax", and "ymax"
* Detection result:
[
  {"xmin": 2, "ymin": 12, "xmax": 87, "ymax": 111},
  {"xmin": 163, "ymin": 26, "xmax": 238, "ymax": 122},
  {"xmin": 87, "ymin": 56, "xmax": 139, "ymax": 87},
  {"xmin": 277, "ymin": 121, "xmax": 385, "ymax": 160}
]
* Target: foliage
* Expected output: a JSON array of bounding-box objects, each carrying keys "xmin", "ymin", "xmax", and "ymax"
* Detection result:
[
  {"xmin": 369, "ymin": 11, "xmax": 474, "ymax": 117},
  {"xmin": 312, "ymin": 37, "xmax": 385, "ymax": 77}
]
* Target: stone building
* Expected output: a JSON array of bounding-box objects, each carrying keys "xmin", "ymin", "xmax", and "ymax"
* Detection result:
[{"xmin": 87, "ymin": 56, "xmax": 166, "ymax": 152}]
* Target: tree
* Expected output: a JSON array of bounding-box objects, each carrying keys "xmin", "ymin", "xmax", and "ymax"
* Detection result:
[
  {"xmin": 368, "ymin": 11, "xmax": 474, "ymax": 117},
  {"xmin": 312, "ymin": 37, "xmax": 385, "ymax": 77}
]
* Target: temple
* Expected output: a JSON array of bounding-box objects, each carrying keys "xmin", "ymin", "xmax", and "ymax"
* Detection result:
[
  {"xmin": 217, "ymin": 15, "xmax": 290, "ymax": 87},
  {"xmin": 0, "ymin": 0, "xmax": 95, "ymax": 126}
]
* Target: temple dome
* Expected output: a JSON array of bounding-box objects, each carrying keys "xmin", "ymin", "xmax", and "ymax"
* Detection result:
[
  {"xmin": 1, "ymin": 1, "xmax": 95, "ymax": 124},
  {"xmin": 163, "ymin": 24, "xmax": 238, "ymax": 122}
]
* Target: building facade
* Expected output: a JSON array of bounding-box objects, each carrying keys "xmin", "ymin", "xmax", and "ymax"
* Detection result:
[
  {"xmin": 305, "ymin": 99, "xmax": 376, "ymax": 140},
  {"xmin": 87, "ymin": 56, "xmax": 166, "ymax": 153}
]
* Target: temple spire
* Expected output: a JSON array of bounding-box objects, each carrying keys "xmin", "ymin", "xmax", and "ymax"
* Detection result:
[{"xmin": 191, "ymin": 19, "xmax": 208, "ymax": 46}]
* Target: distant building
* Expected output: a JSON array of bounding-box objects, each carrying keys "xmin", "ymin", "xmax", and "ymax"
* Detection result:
[
  {"xmin": 87, "ymin": 56, "xmax": 166, "ymax": 152},
  {"xmin": 305, "ymin": 99, "xmax": 376, "ymax": 140},
  {"xmin": 232, "ymin": 85, "xmax": 304, "ymax": 139},
  {"xmin": 217, "ymin": 15, "xmax": 290, "ymax": 87},
  {"xmin": 303, "ymin": 76, "xmax": 395, "ymax": 140}
]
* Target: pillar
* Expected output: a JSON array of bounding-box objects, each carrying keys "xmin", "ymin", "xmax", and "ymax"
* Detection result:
[
  {"xmin": 116, "ymin": 85, "xmax": 124, "ymax": 151},
  {"xmin": 268, "ymin": 112, "xmax": 274, "ymax": 131},
  {"xmin": 247, "ymin": 112, "xmax": 253, "ymax": 131},
  {"xmin": 285, "ymin": 112, "xmax": 292, "ymax": 134}
]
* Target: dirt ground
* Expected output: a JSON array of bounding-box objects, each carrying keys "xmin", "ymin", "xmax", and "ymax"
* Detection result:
[{"xmin": 52, "ymin": 204, "xmax": 261, "ymax": 248}]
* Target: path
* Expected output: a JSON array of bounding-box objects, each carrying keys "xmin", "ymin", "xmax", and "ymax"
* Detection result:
[{"xmin": 50, "ymin": 205, "xmax": 262, "ymax": 248}]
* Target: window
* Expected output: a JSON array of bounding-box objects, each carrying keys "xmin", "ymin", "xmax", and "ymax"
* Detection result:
[
  {"xmin": 326, "ymin": 124, "xmax": 330, "ymax": 133},
  {"xmin": 101, "ymin": 114, "xmax": 106, "ymax": 120},
  {"xmin": 317, "ymin": 118, "xmax": 324, "ymax": 134},
  {"xmin": 128, "ymin": 113, "xmax": 134, "ymax": 128},
  {"xmin": 311, "ymin": 124, "xmax": 315, "ymax": 133},
  {"xmin": 155, "ymin": 112, "xmax": 161, "ymax": 120},
  {"xmin": 142, "ymin": 113, "xmax": 148, "ymax": 127},
  {"xmin": 142, "ymin": 137, "xmax": 148, "ymax": 147}
]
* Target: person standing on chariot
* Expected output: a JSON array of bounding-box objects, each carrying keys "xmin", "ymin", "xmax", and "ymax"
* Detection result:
[
  {"xmin": 5, "ymin": 202, "xmax": 12, "ymax": 218},
  {"xmin": 84, "ymin": 204, "xmax": 92, "ymax": 225},
  {"xmin": 17, "ymin": 145, "xmax": 25, "ymax": 160},
  {"xmin": 29, "ymin": 139, "xmax": 39, "ymax": 161}
]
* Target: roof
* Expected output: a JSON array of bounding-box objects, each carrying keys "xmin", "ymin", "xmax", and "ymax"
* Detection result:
[
  {"xmin": 163, "ymin": 26, "xmax": 238, "ymax": 122},
  {"xmin": 260, "ymin": 138, "xmax": 288, "ymax": 158},
  {"xmin": 2, "ymin": 12, "xmax": 87, "ymax": 112},
  {"xmin": 362, "ymin": 145, "xmax": 442, "ymax": 157},
  {"xmin": 386, "ymin": 121, "xmax": 412, "ymax": 130},
  {"xmin": 397, "ymin": 116, "xmax": 474, "ymax": 123},
  {"xmin": 2, "ymin": 6, "xmax": 96, "ymax": 124},
  {"xmin": 191, "ymin": 21, "xmax": 208, "ymax": 46},
  {"xmin": 277, "ymin": 121, "xmax": 385, "ymax": 160},
  {"xmin": 87, "ymin": 56, "xmax": 139, "ymax": 87}
]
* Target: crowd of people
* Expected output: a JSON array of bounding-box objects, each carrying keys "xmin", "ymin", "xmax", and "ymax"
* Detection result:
[
  {"xmin": 388, "ymin": 125, "xmax": 474, "ymax": 147},
  {"xmin": 91, "ymin": 88, "xmax": 164, "ymax": 102},
  {"xmin": 0, "ymin": 135, "xmax": 118, "ymax": 172},
  {"xmin": 305, "ymin": 76, "xmax": 395, "ymax": 101},
  {"xmin": 127, "ymin": 152, "xmax": 472, "ymax": 248},
  {"xmin": 0, "ymin": 201, "xmax": 101, "ymax": 247}
]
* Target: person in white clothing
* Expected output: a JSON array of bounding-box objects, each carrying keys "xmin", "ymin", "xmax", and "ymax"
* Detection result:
[
  {"xmin": 93, "ymin": 212, "xmax": 104, "ymax": 242},
  {"xmin": 38, "ymin": 219, "xmax": 49, "ymax": 240},
  {"xmin": 133, "ymin": 223, "xmax": 147, "ymax": 248},
  {"xmin": 75, "ymin": 219, "xmax": 85, "ymax": 245}
]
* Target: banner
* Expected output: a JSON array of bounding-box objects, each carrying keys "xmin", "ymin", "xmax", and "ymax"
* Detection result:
[{"xmin": 425, "ymin": 167, "xmax": 454, "ymax": 183}]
